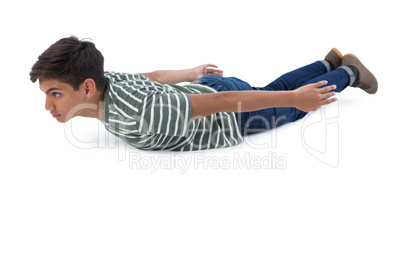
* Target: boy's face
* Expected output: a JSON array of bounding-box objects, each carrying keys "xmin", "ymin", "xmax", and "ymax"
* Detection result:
[{"xmin": 40, "ymin": 79, "xmax": 87, "ymax": 123}]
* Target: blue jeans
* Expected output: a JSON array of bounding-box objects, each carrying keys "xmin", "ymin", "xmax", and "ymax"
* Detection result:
[{"xmin": 194, "ymin": 61, "xmax": 350, "ymax": 135}]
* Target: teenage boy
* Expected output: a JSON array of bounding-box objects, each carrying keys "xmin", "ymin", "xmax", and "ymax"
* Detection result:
[{"xmin": 30, "ymin": 36, "xmax": 377, "ymax": 151}]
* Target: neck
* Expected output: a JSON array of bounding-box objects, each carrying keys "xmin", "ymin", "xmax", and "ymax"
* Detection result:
[{"xmin": 79, "ymin": 91, "xmax": 105, "ymax": 120}]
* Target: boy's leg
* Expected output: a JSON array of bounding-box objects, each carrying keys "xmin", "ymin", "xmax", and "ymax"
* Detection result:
[
  {"xmin": 194, "ymin": 50, "xmax": 376, "ymax": 136},
  {"xmin": 193, "ymin": 47, "xmax": 342, "ymax": 93},
  {"xmin": 194, "ymin": 60, "xmax": 337, "ymax": 93},
  {"xmin": 193, "ymin": 62, "xmax": 352, "ymax": 136},
  {"xmin": 238, "ymin": 66, "xmax": 353, "ymax": 135},
  {"xmin": 254, "ymin": 61, "xmax": 328, "ymax": 92},
  {"xmin": 254, "ymin": 59, "xmax": 349, "ymax": 92},
  {"xmin": 254, "ymin": 48, "xmax": 343, "ymax": 92}
]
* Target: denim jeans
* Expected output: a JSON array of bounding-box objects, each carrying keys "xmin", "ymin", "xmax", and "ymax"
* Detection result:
[{"xmin": 194, "ymin": 61, "xmax": 350, "ymax": 135}]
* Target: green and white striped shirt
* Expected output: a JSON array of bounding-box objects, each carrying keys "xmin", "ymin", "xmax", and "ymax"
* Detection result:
[{"xmin": 101, "ymin": 71, "xmax": 243, "ymax": 151}]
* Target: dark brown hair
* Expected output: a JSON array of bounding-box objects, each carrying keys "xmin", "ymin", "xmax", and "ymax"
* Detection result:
[{"xmin": 30, "ymin": 36, "xmax": 106, "ymax": 91}]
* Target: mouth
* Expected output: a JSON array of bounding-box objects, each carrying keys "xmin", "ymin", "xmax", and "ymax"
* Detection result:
[{"xmin": 51, "ymin": 114, "xmax": 61, "ymax": 119}]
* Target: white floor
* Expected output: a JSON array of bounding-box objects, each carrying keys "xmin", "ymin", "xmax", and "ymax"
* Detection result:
[{"xmin": 1, "ymin": 1, "xmax": 401, "ymax": 267}]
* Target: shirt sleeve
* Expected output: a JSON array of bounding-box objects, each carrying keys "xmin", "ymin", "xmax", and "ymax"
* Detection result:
[{"xmin": 137, "ymin": 92, "xmax": 192, "ymax": 137}]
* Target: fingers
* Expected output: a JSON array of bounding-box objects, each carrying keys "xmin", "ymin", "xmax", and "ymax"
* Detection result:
[
  {"xmin": 321, "ymin": 91, "xmax": 336, "ymax": 100},
  {"xmin": 315, "ymin": 80, "xmax": 328, "ymax": 88},
  {"xmin": 312, "ymin": 80, "xmax": 337, "ymax": 93},
  {"xmin": 319, "ymin": 83, "xmax": 337, "ymax": 106},
  {"xmin": 319, "ymin": 95, "xmax": 337, "ymax": 106},
  {"xmin": 206, "ymin": 63, "xmax": 219, "ymax": 68},
  {"xmin": 319, "ymin": 93, "xmax": 338, "ymax": 106},
  {"xmin": 310, "ymin": 97, "xmax": 337, "ymax": 112},
  {"xmin": 207, "ymin": 69, "xmax": 223, "ymax": 76},
  {"xmin": 315, "ymin": 81, "xmax": 337, "ymax": 107},
  {"xmin": 206, "ymin": 63, "xmax": 223, "ymax": 76},
  {"xmin": 318, "ymin": 84, "xmax": 337, "ymax": 93}
]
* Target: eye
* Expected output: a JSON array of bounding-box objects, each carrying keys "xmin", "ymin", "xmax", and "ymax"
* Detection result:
[{"xmin": 52, "ymin": 92, "xmax": 61, "ymax": 98}]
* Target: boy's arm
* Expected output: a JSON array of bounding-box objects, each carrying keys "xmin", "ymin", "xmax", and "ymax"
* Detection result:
[
  {"xmin": 189, "ymin": 81, "xmax": 337, "ymax": 120},
  {"xmin": 139, "ymin": 64, "xmax": 222, "ymax": 84}
]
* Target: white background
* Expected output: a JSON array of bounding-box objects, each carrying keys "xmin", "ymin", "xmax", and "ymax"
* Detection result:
[{"xmin": 1, "ymin": 0, "xmax": 401, "ymax": 267}]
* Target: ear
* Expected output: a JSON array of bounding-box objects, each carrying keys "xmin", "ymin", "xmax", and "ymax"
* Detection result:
[{"xmin": 82, "ymin": 78, "xmax": 97, "ymax": 98}]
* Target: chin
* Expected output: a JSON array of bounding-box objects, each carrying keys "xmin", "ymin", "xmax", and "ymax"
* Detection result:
[{"xmin": 56, "ymin": 117, "xmax": 68, "ymax": 123}]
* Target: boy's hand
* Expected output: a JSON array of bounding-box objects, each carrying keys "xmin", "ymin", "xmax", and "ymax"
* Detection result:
[
  {"xmin": 293, "ymin": 81, "xmax": 337, "ymax": 112},
  {"xmin": 193, "ymin": 64, "xmax": 223, "ymax": 80}
]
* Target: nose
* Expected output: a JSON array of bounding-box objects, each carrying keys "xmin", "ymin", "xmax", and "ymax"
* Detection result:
[{"xmin": 44, "ymin": 97, "xmax": 55, "ymax": 111}]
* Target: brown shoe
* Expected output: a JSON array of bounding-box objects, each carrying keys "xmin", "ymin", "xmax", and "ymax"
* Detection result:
[
  {"xmin": 342, "ymin": 54, "xmax": 378, "ymax": 94},
  {"xmin": 325, "ymin": 48, "xmax": 343, "ymax": 69}
]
